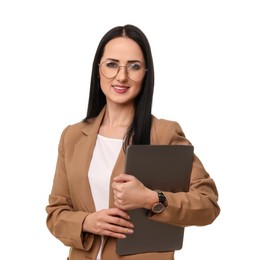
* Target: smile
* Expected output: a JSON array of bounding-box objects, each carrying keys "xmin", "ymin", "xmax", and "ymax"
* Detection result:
[{"xmin": 113, "ymin": 85, "xmax": 129, "ymax": 94}]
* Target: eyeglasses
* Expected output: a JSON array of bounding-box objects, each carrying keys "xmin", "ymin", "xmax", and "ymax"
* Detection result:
[{"xmin": 99, "ymin": 60, "xmax": 148, "ymax": 81}]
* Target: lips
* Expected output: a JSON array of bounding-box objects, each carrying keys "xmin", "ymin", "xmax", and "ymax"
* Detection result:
[{"xmin": 113, "ymin": 85, "xmax": 129, "ymax": 94}]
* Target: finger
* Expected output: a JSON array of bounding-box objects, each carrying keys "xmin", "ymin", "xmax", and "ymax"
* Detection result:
[
  {"xmin": 93, "ymin": 219, "xmax": 133, "ymax": 238},
  {"xmin": 108, "ymin": 207, "xmax": 131, "ymax": 220},
  {"xmin": 113, "ymin": 173, "xmax": 133, "ymax": 182},
  {"xmin": 109, "ymin": 215, "xmax": 134, "ymax": 228},
  {"xmin": 111, "ymin": 181, "xmax": 121, "ymax": 191},
  {"xmin": 98, "ymin": 214, "xmax": 134, "ymax": 238},
  {"xmin": 108, "ymin": 223, "xmax": 134, "ymax": 235},
  {"xmin": 114, "ymin": 200, "xmax": 128, "ymax": 210},
  {"xmin": 103, "ymin": 224, "xmax": 134, "ymax": 239}
]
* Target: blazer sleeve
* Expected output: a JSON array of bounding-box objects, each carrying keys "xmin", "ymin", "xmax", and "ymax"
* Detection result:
[
  {"xmin": 45, "ymin": 126, "xmax": 94, "ymax": 251},
  {"xmin": 149, "ymin": 119, "xmax": 220, "ymax": 227}
]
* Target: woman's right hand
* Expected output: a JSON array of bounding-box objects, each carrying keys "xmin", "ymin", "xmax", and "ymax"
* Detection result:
[{"xmin": 82, "ymin": 208, "xmax": 134, "ymax": 239}]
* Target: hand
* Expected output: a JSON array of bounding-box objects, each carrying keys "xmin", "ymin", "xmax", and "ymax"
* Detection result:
[
  {"xmin": 82, "ymin": 208, "xmax": 134, "ymax": 239},
  {"xmin": 112, "ymin": 173, "xmax": 157, "ymax": 210}
]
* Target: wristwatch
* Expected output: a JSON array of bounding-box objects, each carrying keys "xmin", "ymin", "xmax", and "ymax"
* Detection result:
[{"xmin": 151, "ymin": 190, "xmax": 167, "ymax": 214}]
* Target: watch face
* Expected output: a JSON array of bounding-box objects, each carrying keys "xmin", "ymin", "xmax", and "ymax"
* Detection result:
[{"xmin": 152, "ymin": 203, "xmax": 165, "ymax": 214}]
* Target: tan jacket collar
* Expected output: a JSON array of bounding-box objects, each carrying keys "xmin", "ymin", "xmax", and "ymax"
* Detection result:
[{"xmin": 81, "ymin": 106, "xmax": 107, "ymax": 136}]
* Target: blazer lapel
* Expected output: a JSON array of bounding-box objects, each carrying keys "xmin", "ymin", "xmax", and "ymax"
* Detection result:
[
  {"xmin": 74, "ymin": 105, "xmax": 125, "ymax": 213},
  {"xmin": 74, "ymin": 108, "xmax": 106, "ymax": 212},
  {"xmin": 108, "ymin": 148, "xmax": 126, "ymax": 208}
]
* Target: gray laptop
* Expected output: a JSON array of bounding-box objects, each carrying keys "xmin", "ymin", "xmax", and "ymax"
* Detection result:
[{"xmin": 116, "ymin": 144, "xmax": 194, "ymax": 256}]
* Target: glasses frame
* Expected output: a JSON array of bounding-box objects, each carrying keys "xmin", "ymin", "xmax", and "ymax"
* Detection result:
[{"xmin": 98, "ymin": 60, "xmax": 148, "ymax": 82}]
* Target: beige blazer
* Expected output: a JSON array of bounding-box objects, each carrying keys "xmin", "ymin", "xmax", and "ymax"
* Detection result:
[{"xmin": 46, "ymin": 107, "xmax": 220, "ymax": 260}]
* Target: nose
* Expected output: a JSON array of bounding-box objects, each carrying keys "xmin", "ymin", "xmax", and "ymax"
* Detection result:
[{"xmin": 116, "ymin": 66, "xmax": 128, "ymax": 81}]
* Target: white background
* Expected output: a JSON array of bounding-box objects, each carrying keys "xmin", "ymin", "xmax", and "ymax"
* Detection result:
[{"xmin": 0, "ymin": 0, "xmax": 257, "ymax": 259}]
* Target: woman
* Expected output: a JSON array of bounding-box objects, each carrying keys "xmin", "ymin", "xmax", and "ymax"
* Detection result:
[{"xmin": 46, "ymin": 24, "xmax": 220, "ymax": 260}]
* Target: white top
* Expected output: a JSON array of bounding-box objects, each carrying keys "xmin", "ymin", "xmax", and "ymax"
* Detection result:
[{"xmin": 88, "ymin": 134, "xmax": 123, "ymax": 259}]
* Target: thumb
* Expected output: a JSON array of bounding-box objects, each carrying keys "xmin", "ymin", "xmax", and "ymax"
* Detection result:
[{"xmin": 113, "ymin": 173, "xmax": 133, "ymax": 182}]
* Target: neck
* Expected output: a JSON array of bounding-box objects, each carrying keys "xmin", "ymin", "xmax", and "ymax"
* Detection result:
[
  {"xmin": 102, "ymin": 104, "xmax": 134, "ymax": 127},
  {"xmin": 98, "ymin": 104, "xmax": 134, "ymax": 139}
]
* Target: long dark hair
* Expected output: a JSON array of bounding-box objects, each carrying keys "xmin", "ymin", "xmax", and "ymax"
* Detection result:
[{"xmin": 83, "ymin": 24, "xmax": 155, "ymax": 149}]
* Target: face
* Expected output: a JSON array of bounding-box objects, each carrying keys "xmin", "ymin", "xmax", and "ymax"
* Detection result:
[{"xmin": 99, "ymin": 37, "xmax": 146, "ymax": 107}]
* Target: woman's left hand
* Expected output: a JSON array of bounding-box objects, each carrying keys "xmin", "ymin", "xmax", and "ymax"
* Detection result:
[{"xmin": 112, "ymin": 173, "xmax": 157, "ymax": 210}]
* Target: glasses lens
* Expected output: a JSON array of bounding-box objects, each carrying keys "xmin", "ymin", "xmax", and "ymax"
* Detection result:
[
  {"xmin": 127, "ymin": 63, "xmax": 146, "ymax": 81},
  {"xmin": 99, "ymin": 61, "xmax": 147, "ymax": 81},
  {"xmin": 100, "ymin": 61, "xmax": 118, "ymax": 79}
]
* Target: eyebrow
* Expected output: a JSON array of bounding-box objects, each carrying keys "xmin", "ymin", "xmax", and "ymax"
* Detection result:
[{"xmin": 105, "ymin": 58, "xmax": 143, "ymax": 63}]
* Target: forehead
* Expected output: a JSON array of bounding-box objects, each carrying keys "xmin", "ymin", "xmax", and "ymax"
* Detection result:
[{"xmin": 102, "ymin": 37, "xmax": 144, "ymax": 61}]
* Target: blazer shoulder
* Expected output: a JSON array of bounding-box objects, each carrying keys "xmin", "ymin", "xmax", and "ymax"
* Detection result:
[
  {"xmin": 62, "ymin": 121, "xmax": 86, "ymax": 135},
  {"xmin": 151, "ymin": 116, "xmax": 190, "ymax": 145},
  {"xmin": 152, "ymin": 116, "xmax": 184, "ymax": 135},
  {"xmin": 58, "ymin": 121, "xmax": 89, "ymax": 146}
]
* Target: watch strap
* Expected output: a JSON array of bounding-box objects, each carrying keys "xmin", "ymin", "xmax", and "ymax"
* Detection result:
[{"xmin": 155, "ymin": 190, "xmax": 166, "ymax": 204}]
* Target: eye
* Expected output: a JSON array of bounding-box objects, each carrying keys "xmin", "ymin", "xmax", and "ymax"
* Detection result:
[
  {"xmin": 106, "ymin": 61, "xmax": 119, "ymax": 68},
  {"xmin": 128, "ymin": 63, "xmax": 141, "ymax": 70}
]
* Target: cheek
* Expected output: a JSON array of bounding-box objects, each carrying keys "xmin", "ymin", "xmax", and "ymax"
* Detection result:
[
  {"xmin": 99, "ymin": 76, "xmax": 111, "ymax": 92},
  {"xmin": 134, "ymin": 81, "xmax": 143, "ymax": 96}
]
